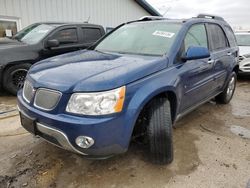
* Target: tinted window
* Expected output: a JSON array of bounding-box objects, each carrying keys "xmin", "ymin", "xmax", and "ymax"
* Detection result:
[
  {"xmin": 225, "ymin": 26, "xmax": 237, "ymax": 47},
  {"xmin": 184, "ymin": 24, "xmax": 208, "ymax": 51},
  {"xmin": 82, "ymin": 28, "xmax": 102, "ymax": 43},
  {"xmin": 51, "ymin": 28, "xmax": 78, "ymax": 44},
  {"xmin": 95, "ymin": 22, "xmax": 181, "ymax": 56},
  {"xmin": 208, "ymin": 24, "xmax": 228, "ymax": 51}
]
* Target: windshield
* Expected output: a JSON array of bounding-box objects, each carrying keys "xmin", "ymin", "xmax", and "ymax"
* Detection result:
[
  {"xmin": 95, "ymin": 22, "xmax": 181, "ymax": 56},
  {"xmin": 13, "ymin": 23, "xmax": 40, "ymax": 41},
  {"xmin": 235, "ymin": 34, "xmax": 250, "ymax": 46},
  {"xmin": 16, "ymin": 24, "xmax": 57, "ymax": 44}
]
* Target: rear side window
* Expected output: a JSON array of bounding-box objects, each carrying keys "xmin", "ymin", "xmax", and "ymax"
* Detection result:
[
  {"xmin": 207, "ymin": 24, "xmax": 228, "ymax": 51},
  {"xmin": 184, "ymin": 24, "xmax": 208, "ymax": 51},
  {"xmin": 51, "ymin": 28, "xmax": 78, "ymax": 44},
  {"xmin": 82, "ymin": 28, "xmax": 102, "ymax": 43},
  {"xmin": 225, "ymin": 26, "xmax": 237, "ymax": 47}
]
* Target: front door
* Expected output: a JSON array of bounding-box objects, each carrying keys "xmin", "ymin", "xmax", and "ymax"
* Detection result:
[
  {"xmin": 42, "ymin": 27, "xmax": 81, "ymax": 59},
  {"xmin": 179, "ymin": 24, "xmax": 215, "ymax": 112}
]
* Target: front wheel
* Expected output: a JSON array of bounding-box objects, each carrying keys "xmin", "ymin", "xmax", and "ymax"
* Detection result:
[
  {"xmin": 3, "ymin": 64, "xmax": 31, "ymax": 95},
  {"xmin": 147, "ymin": 97, "xmax": 173, "ymax": 165},
  {"xmin": 215, "ymin": 72, "xmax": 237, "ymax": 104}
]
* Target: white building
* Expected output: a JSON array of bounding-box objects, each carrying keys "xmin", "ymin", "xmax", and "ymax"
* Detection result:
[{"xmin": 0, "ymin": 0, "xmax": 160, "ymax": 38}]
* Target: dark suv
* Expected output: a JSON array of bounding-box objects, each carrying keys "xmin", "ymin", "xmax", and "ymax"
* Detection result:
[
  {"xmin": 17, "ymin": 14, "xmax": 239, "ymax": 164},
  {"xmin": 0, "ymin": 22, "xmax": 105, "ymax": 94}
]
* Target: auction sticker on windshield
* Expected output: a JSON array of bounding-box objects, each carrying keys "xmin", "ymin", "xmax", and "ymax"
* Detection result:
[{"xmin": 152, "ymin": 31, "xmax": 175, "ymax": 38}]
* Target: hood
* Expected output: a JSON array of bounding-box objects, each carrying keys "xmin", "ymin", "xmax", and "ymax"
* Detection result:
[
  {"xmin": 239, "ymin": 46, "xmax": 250, "ymax": 56},
  {"xmin": 0, "ymin": 37, "xmax": 21, "ymax": 45},
  {"xmin": 0, "ymin": 39, "xmax": 25, "ymax": 50},
  {"xmin": 28, "ymin": 50, "xmax": 168, "ymax": 92},
  {"xmin": 0, "ymin": 42, "xmax": 37, "ymax": 65}
]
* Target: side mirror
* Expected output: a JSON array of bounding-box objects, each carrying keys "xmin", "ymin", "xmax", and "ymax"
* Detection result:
[
  {"xmin": 182, "ymin": 46, "xmax": 210, "ymax": 61},
  {"xmin": 46, "ymin": 39, "xmax": 60, "ymax": 48}
]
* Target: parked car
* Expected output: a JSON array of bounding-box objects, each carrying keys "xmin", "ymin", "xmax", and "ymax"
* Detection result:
[
  {"xmin": 235, "ymin": 32, "xmax": 250, "ymax": 75},
  {"xmin": 0, "ymin": 22, "xmax": 105, "ymax": 94},
  {"xmin": 17, "ymin": 14, "xmax": 238, "ymax": 164}
]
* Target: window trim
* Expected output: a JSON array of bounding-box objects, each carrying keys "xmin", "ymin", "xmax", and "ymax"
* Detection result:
[
  {"xmin": 48, "ymin": 27, "xmax": 79, "ymax": 46},
  {"xmin": 175, "ymin": 23, "xmax": 209, "ymax": 64},
  {"xmin": 82, "ymin": 27, "xmax": 102, "ymax": 44},
  {"xmin": 184, "ymin": 23, "xmax": 209, "ymax": 52},
  {"xmin": 206, "ymin": 23, "xmax": 230, "ymax": 52},
  {"xmin": 224, "ymin": 25, "xmax": 237, "ymax": 48}
]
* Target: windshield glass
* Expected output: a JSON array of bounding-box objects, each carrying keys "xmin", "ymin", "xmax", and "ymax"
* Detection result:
[
  {"xmin": 13, "ymin": 23, "xmax": 40, "ymax": 41},
  {"xmin": 95, "ymin": 22, "xmax": 181, "ymax": 56},
  {"xmin": 17, "ymin": 24, "xmax": 57, "ymax": 44},
  {"xmin": 236, "ymin": 34, "xmax": 250, "ymax": 46}
]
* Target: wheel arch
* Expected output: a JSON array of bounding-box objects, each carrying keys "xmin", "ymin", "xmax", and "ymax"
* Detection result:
[
  {"xmin": 136, "ymin": 89, "xmax": 178, "ymax": 124},
  {"xmin": 233, "ymin": 64, "xmax": 239, "ymax": 74},
  {"xmin": 2, "ymin": 60, "xmax": 33, "ymax": 73},
  {"xmin": 2, "ymin": 60, "xmax": 33, "ymax": 83},
  {"xmin": 128, "ymin": 87, "xmax": 178, "ymax": 142}
]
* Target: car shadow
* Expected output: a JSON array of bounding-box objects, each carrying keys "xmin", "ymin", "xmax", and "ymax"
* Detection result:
[
  {"xmin": 238, "ymin": 75, "xmax": 250, "ymax": 82},
  {"xmin": 0, "ymin": 90, "xmax": 12, "ymax": 97}
]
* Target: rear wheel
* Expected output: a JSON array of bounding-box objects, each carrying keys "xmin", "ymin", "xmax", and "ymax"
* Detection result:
[
  {"xmin": 3, "ymin": 64, "xmax": 31, "ymax": 95},
  {"xmin": 215, "ymin": 72, "xmax": 237, "ymax": 104},
  {"xmin": 147, "ymin": 97, "xmax": 173, "ymax": 164}
]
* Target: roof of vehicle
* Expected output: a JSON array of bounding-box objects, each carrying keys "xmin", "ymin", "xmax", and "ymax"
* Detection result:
[
  {"xmin": 33, "ymin": 22, "xmax": 104, "ymax": 28},
  {"xmin": 132, "ymin": 14, "xmax": 229, "ymax": 26}
]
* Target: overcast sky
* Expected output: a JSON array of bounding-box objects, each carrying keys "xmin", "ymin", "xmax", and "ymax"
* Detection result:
[{"xmin": 147, "ymin": 0, "xmax": 250, "ymax": 30}]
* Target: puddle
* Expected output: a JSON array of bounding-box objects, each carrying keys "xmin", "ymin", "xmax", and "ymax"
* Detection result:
[{"xmin": 230, "ymin": 125, "xmax": 250, "ymax": 140}]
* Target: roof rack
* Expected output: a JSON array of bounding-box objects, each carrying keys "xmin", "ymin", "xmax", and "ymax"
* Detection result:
[
  {"xmin": 197, "ymin": 14, "xmax": 224, "ymax": 21},
  {"xmin": 139, "ymin": 16, "xmax": 166, "ymax": 21}
]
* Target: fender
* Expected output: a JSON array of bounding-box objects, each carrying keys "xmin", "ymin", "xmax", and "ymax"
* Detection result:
[{"xmin": 122, "ymin": 69, "xmax": 180, "ymax": 145}]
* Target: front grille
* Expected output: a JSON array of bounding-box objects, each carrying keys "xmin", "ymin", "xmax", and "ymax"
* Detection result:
[
  {"xmin": 34, "ymin": 88, "xmax": 61, "ymax": 110},
  {"xmin": 23, "ymin": 81, "xmax": 34, "ymax": 103},
  {"xmin": 244, "ymin": 64, "xmax": 250, "ymax": 67}
]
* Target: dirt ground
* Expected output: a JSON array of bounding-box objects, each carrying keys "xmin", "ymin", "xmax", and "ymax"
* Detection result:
[{"xmin": 0, "ymin": 79, "xmax": 249, "ymax": 188}]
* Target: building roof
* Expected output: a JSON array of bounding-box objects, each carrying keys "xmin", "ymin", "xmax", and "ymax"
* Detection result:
[{"xmin": 135, "ymin": 0, "xmax": 162, "ymax": 16}]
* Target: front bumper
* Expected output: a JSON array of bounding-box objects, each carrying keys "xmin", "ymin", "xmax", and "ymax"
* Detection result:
[
  {"xmin": 239, "ymin": 58, "xmax": 250, "ymax": 74},
  {"xmin": 17, "ymin": 91, "xmax": 136, "ymax": 158}
]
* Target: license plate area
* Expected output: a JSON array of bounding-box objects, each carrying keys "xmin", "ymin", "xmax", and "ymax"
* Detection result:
[{"xmin": 20, "ymin": 112, "xmax": 36, "ymax": 135}]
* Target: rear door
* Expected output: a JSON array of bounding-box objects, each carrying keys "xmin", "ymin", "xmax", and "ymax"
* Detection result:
[
  {"xmin": 206, "ymin": 23, "xmax": 235, "ymax": 90},
  {"xmin": 179, "ymin": 24, "xmax": 216, "ymax": 111}
]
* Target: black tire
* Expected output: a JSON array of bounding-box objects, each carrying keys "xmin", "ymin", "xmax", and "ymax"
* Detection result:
[
  {"xmin": 147, "ymin": 97, "xmax": 173, "ymax": 165},
  {"xmin": 3, "ymin": 64, "xmax": 31, "ymax": 95},
  {"xmin": 215, "ymin": 72, "xmax": 237, "ymax": 104}
]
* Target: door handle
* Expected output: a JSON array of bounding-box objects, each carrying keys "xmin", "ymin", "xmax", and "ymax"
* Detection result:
[
  {"xmin": 227, "ymin": 52, "xmax": 232, "ymax": 56},
  {"xmin": 208, "ymin": 59, "xmax": 215, "ymax": 64}
]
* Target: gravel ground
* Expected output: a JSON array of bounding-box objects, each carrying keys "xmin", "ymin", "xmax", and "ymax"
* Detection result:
[{"xmin": 0, "ymin": 79, "xmax": 249, "ymax": 188}]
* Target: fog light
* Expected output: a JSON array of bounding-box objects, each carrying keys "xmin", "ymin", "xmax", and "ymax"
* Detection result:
[{"xmin": 75, "ymin": 136, "xmax": 94, "ymax": 149}]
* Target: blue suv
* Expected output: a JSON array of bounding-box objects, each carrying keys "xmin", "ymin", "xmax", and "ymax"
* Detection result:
[{"xmin": 17, "ymin": 14, "xmax": 239, "ymax": 164}]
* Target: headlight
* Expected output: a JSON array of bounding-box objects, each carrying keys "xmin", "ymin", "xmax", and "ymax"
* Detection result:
[{"xmin": 66, "ymin": 86, "xmax": 126, "ymax": 115}]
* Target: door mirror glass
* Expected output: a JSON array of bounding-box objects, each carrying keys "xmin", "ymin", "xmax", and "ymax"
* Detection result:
[
  {"xmin": 182, "ymin": 46, "xmax": 210, "ymax": 61},
  {"xmin": 46, "ymin": 39, "xmax": 60, "ymax": 48}
]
